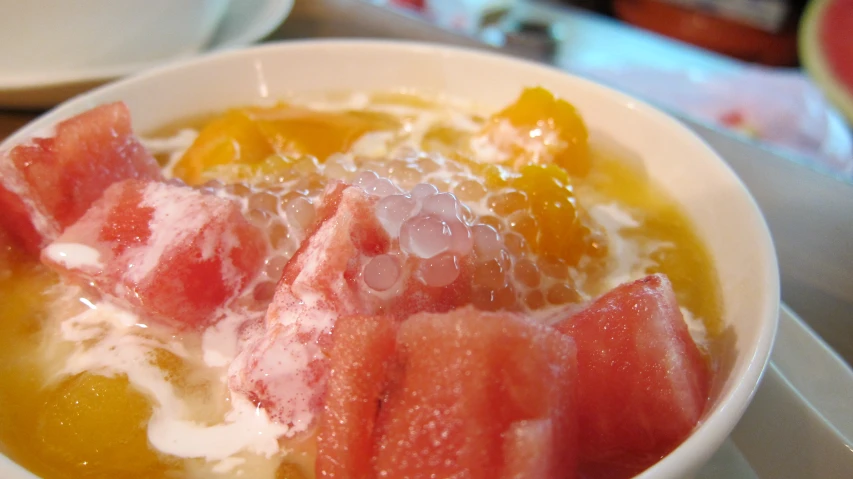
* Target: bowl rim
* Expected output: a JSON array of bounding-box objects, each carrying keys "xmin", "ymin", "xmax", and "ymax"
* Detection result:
[{"xmin": 0, "ymin": 38, "xmax": 780, "ymax": 479}]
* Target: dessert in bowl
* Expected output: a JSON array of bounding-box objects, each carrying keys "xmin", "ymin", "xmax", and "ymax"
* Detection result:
[{"xmin": 0, "ymin": 40, "xmax": 778, "ymax": 479}]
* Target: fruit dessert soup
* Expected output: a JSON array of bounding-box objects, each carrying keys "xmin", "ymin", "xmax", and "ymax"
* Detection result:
[{"xmin": 0, "ymin": 87, "xmax": 722, "ymax": 479}]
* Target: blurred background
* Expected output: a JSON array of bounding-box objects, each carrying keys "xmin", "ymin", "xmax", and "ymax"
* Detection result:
[{"xmin": 373, "ymin": 0, "xmax": 853, "ymax": 182}]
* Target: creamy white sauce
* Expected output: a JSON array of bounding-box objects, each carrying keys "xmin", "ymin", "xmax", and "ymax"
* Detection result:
[{"xmin": 43, "ymin": 242, "xmax": 104, "ymax": 270}]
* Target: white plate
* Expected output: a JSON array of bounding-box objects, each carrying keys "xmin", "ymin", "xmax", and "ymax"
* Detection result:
[
  {"xmin": 0, "ymin": 0, "xmax": 293, "ymax": 109},
  {"xmin": 698, "ymin": 304, "xmax": 853, "ymax": 478}
]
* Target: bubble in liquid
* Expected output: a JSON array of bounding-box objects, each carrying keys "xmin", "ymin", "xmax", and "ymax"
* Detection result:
[
  {"xmin": 375, "ymin": 194, "xmax": 420, "ymax": 237},
  {"xmin": 364, "ymin": 254, "xmax": 401, "ymax": 292},
  {"xmin": 400, "ymin": 215, "xmax": 452, "ymax": 259},
  {"xmin": 411, "ymin": 183, "xmax": 439, "ymax": 199},
  {"xmin": 418, "ymin": 253, "xmax": 460, "ymax": 287}
]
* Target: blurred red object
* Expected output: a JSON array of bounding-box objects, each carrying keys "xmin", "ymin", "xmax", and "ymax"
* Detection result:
[
  {"xmin": 613, "ymin": 0, "xmax": 804, "ymax": 66},
  {"xmin": 391, "ymin": 0, "xmax": 426, "ymax": 11}
]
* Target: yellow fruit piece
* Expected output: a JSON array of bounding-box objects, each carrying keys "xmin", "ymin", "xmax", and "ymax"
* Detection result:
[
  {"xmin": 478, "ymin": 87, "xmax": 591, "ymax": 176},
  {"xmin": 511, "ymin": 164, "xmax": 604, "ymax": 266},
  {"xmin": 174, "ymin": 109, "xmax": 274, "ymax": 185},
  {"xmin": 36, "ymin": 373, "xmax": 163, "ymax": 478},
  {"xmin": 174, "ymin": 104, "xmax": 399, "ymax": 185}
]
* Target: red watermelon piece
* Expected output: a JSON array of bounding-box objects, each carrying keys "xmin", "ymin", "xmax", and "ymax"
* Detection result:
[
  {"xmin": 800, "ymin": 0, "xmax": 853, "ymax": 124},
  {"xmin": 41, "ymin": 179, "xmax": 266, "ymax": 330},
  {"xmin": 315, "ymin": 315, "xmax": 398, "ymax": 479},
  {"xmin": 230, "ymin": 180, "xmax": 479, "ymax": 426},
  {"xmin": 0, "ymin": 102, "xmax": 162, "ymax": 254},
  {"xmin": 553, "ymin": 274, "xmax": 710, "ymax": 473},
  {"xmin": 373, "ymin": 307, "xmax": 578, "ymax": 479},
  {"xmin": 502, "ymin": 419, "xmax": 556, "ymax": 479}
]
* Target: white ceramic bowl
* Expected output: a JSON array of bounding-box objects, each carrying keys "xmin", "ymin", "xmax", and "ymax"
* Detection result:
[
  {"xmin": 0, "ymin": 0, "xmax": 229, "ymax": 82},
  {"xmin": 0, "ymin": 40, "xmax": 779, "ymax": 479}
]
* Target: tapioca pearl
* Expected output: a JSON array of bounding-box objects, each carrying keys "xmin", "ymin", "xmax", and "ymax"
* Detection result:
[
  {"xmin": 458, "ymin": 203, "xmax": 474, "ymax": 224},
  {"xmin": 525, "ymin": 290, "xmax": 547, "ymax": 310},
  {"xmin": 447, "ymin": 219, "xmax": 473, "ymax": 256},
  {"xmin": 387, "ymin": 160, "xmax": 421, "ymax": 189},
  {"xmin": 421, "ymin": 192, "xmax": 461, "ymax": 221},
  {"xmin": 487, "ymin": 191, "xmax": 529, "ymax": 216},
  {"xmin": 253, "ymin": 281, "xmax": 278, "ymax": 303},
  {"xmin": 375, "ymin": 194, "xmax": 420, "ymax": 237},
  {"xmin": 264, "ymin": 255, "xmax": 290, "ymax": 280},
  {"xmin": 513, "ymin": 259, "xmax": 540, "ymax": 288},
  {"xmin": 478, "ymin": 215, "xmax": 504, "ymax": 232},
  {"xmin": 365, "ymin": 177, "xmax": 401, "ymax": 198},
  {"xmin": 363, "ymin": 254, "xmax": 402, "ymax": 292},
  {"xmin": 538, "ymin": 257, "xmax": 569, "ymax": 280},
  {"xmin": 248, "ymin": 191, "xmax": 279, "ymax": 213},
  {"xmin": 285, "ymin": 196, "xmax": 317, "ymax": 231},
  {"xmin": 269, "ymin": 221, "xmax": 290, "ymax": 250},
  {"xmin": 507, "ymin": 211, "xmax": 538, "ymax": 247},
  {"xmin": 431, "ymin": 179, "xmax": 452, "ymax": 193},
  {"xmin": 472, "ymin": 284, "xmax": 516, "ymax": 311},
  {"xmin": 292, "ymin": 156, "xmax": 321, "ymax": 174},
  {"xmin": 324, "ymin": 154, "xmax": 356, "ymax": 180},
  {"xmin": 417, "ymin": 155, "xmax": 440, "ymax": 174},
  {"xmin": 247, "ymin": 208, "xmax": 273, "ymax": 229},
  {"xmin": 354, "ymin": 171, "xmax": 380, "ymax": 188},
  {"xmin": 198, "ymin": 179, "xmax": 225, "ymax": 194},
  {"xmin": 224, "ymin": 182, "xmax": 252, "ymax": 197},
  {"xmin": 400, "ymin": 215, "xmax": 452, "ymax": 259},
  {"xmin": 418, "ymin": 253, "xmax": 460, "ymax": 287},
  {"xmin": 292, "ymin": 173, "xmax": 328, "ymax": 197},
  {"xmin": 453, "ymin": 179, "xmax": 486, "ymax": 202},
  {"xmin": 503, "ymin": 232, "xmax": 528, "ymax": 257},
  {"xmin": 547, "ymin": 283, "xmax": 581, "ymax": 305},
  {"xmin": 472, "ymin": 224, "xmax": 503, "ymax": 261},
  {"xmin": 473, "ymin": 259, "xmax": 507, "ymax": 290},
  {"xmin": 411, "ymin": 183, "xmax": 439, "ymax": 199}
]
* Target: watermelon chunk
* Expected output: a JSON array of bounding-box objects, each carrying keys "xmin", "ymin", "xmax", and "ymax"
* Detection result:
[
  {"xmin": 373, "ymin": 307, "xmax": 578, "ymax": 479},
  {"xmin": 41, "ymin": 179, "xmax": 266, "ymax": 330},
  {"xmin": 553, "ymin": 274, "xmax": 710, "ymax": 473},
  {"xmin": 800, "ymin": 0, "xmax": 853, "ymax": 124},
  {"xmin": 502, "ymin": 419, "xmax": 556, "ymax": 479},
  {"xmin": 230, "ymin": 180, "xmax": 478, "ymax": 426},
  {"xmin": 0, "ymin": 102, "xmax": 162, "ymax": 253},
  {"xmin": 315, "ymin": 315, "xmax": 397, "ymax": 479}
]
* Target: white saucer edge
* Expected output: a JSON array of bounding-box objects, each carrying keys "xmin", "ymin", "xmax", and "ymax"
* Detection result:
[{"xmin": 729, "ymin": 304, "xmax": 853, "ymax": 478}]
